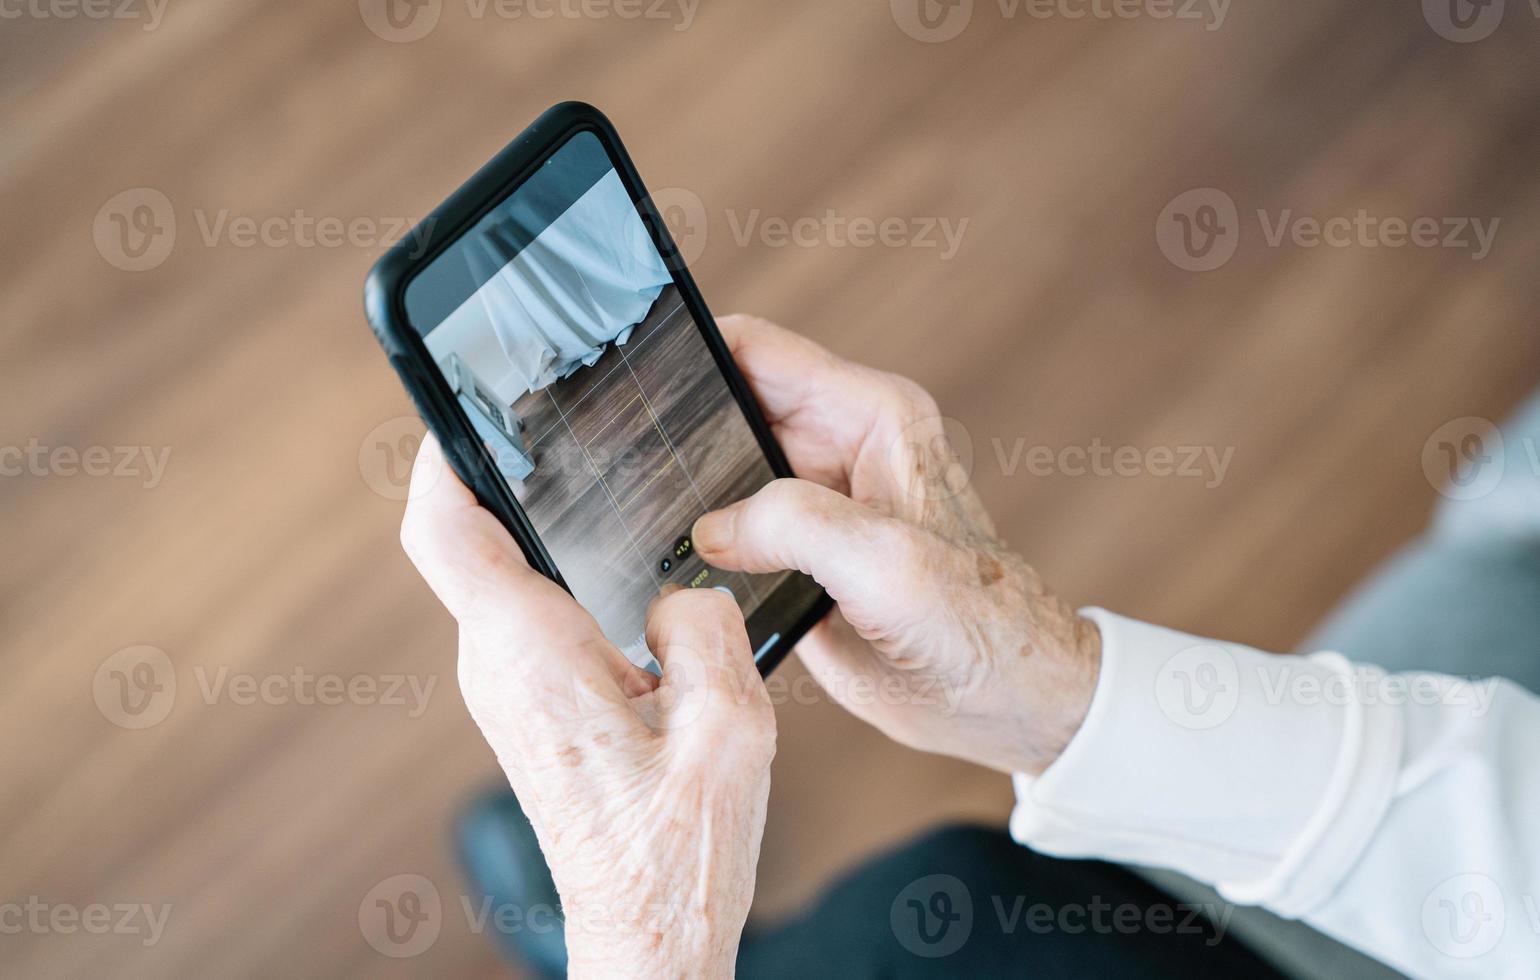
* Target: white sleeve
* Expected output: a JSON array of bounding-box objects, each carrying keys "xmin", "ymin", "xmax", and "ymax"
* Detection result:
[{"xmin": 1009, "ymin": 608, "xmax": 1540, "ymax": 979}]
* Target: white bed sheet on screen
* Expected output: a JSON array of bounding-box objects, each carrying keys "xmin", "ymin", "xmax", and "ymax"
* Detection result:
[{"xmin": 424, "ymin": 170, "xmax": 671, "ymax": 404}]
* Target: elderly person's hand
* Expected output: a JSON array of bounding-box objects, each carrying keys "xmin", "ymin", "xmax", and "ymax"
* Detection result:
[
  {"xmin": 692, "ymin": 316, "xmax": 1101, "ymax": 777},
  {"xmin": 400, "ymin": 435, "xmax": 774, "ymax": 979}
]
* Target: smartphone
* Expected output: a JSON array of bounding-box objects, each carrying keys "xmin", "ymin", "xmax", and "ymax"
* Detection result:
[{"xmin": 365, "ymin": 102, "xmax": 831, "ymax": 675}]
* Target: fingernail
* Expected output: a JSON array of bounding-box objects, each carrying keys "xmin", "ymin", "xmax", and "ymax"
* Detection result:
[
  {"xmin": 692, "ymin": 505, "xmax": 738, "ymax": 555},
  {"xmin": 658, "ymin": 583, "xmax": 683, "ymax": 597}
]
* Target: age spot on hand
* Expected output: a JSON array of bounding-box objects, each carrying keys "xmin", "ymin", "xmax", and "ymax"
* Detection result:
[{"xmin": 976, "ymin": 551, "xmax": 1005, "ymax": 588}]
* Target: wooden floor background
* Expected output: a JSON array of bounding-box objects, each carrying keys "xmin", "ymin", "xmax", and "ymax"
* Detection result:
[{"xmin": 3, "ymin": 1, "xmax": 1538, "ymax": 976}]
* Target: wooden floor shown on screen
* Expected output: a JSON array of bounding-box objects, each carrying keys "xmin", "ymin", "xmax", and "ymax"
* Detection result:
[{"xmin": 508, "ymin": 285, "xmax": 788, "ymax": 650}]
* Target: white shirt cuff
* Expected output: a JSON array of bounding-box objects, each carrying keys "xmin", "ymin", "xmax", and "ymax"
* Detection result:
[{"xmin": 1009, "ymin": 609, "xmax": 1404, "ymax": 917}]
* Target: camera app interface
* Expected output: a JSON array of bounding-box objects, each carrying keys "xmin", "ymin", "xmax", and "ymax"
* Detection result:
[{"xmin": 405, "ymin": 131, "xmax": 823, "ymax": 668}]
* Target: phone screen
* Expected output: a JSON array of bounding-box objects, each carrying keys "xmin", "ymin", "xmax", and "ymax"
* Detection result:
[{"xmin": 402, "ymin": 130, "xmax": 824, "ymax": 669}]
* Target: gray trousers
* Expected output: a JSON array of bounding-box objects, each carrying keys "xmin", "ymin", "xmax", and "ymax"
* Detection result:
[{"xmin": 1145, "ymin": 393, "xmax": 1540, "ymax": 979}]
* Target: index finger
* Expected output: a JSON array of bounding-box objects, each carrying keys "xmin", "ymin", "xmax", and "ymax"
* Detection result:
[
  {"xmin": 716, "ymin": 315, "xmax": 889, "ymax": 429},
  {"xmin": 717, "ymin": 314, "xmax": 950, "ymax": 510},
  {"xmin": 399, "ymin": 434, "xmax": 652, "ymax": 703}
]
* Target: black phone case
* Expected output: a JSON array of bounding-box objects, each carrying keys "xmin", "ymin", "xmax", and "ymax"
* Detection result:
[{"xmin": 364, "ymin": 101, "xmax": 830, "ymax": 675}]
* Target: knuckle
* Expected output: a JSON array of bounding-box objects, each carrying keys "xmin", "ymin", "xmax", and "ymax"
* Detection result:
[
  {"xmin": 758, "ymin": 476, "xmax": 804, "ymax": 511},
  {"xmin": 749, "ymin": 478, "xmax": 806, "ymax": 534},
  {"xmin": 884, "ymin": 372, "xmax": 941, "ymax": 420}
]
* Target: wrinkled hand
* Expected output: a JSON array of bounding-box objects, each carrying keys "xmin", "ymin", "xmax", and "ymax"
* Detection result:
[
  {"xmin": 401, "ymin": 435, "xmax": 773, "ymax": 979},
  {"xmin": 692, "ymin": 316, "xmax": 1101, "ymax": 776}
]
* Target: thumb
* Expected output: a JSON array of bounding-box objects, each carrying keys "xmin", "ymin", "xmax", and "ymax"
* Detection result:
[
  {"xmin": 692, "ymin": 479, "xmax": 951, "ymax": 628},
  {"xmin": 642, "ymin": 587, "xmax": 769, "ymax": 736}
]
